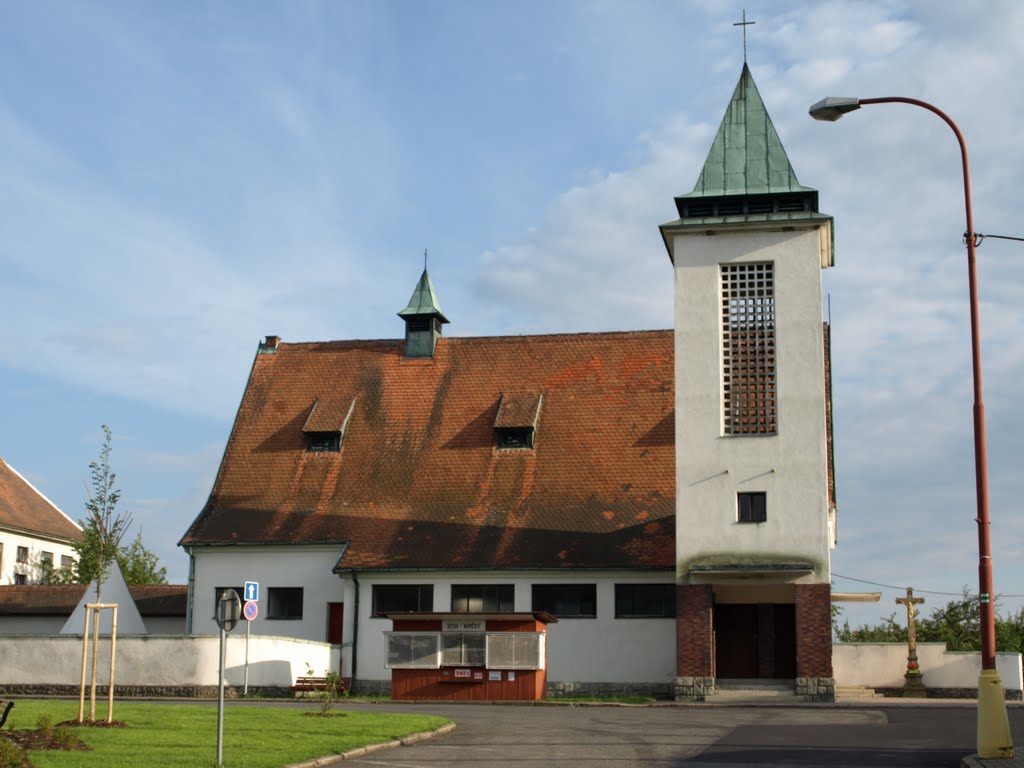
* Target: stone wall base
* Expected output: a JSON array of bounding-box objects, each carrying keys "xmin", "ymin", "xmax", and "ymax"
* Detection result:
[
  {"xmin": 544, "ymin": 681, "xmax": 672, "ymax": 700},
  {"xmin": 796, "ymin": 677, "xmax": 835, "ymax": 702},
  {"xmin": 874, "ymin": 687, "xmax": 1022, "ymax": 701},
  {"xmin": 674, "ymin": 676, "xmax": 716, "ymax": 702},
  {"xmin": 350, "ymin": 679, "xmax": 391, "ymax": 697}
]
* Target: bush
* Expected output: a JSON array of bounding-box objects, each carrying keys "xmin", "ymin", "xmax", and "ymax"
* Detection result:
[
  {"xmin": 0, "ymin": 736, "xmax": 23, "ymax": 768},
  {"xmin": 35, "ymin": 714, "xmax": 53, "ymax": 736}
]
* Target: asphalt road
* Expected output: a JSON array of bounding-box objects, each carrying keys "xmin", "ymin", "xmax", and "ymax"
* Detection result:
[{"xmin": 327, "ymin": 701, "xmax": 1024, "ymax": 768}]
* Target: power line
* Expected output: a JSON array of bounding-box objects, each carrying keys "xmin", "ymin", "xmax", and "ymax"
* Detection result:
[{"xmin": 832, "ymin": 572, "xmax": 1024, "ymax": 599}]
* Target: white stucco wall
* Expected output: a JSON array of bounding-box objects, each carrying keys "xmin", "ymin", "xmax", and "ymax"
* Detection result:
[
  {"xmin": 190, "ymin": 547, "xmax": 675, "ymax": 687},
  {"xmin": 0, "ymin": 634, "xmax": 338, "ymax": 687},
  {"xmin": 834, "ymin": 643, "xmax": 1023, "ymax": 691},
  {"xmin": 671, "ymin": 224, "xmax": 832, "ymax": 582},
  {"xmin": 349, "ymin": 570, "xmax": 677, "ymax": 687},
  {"xmin": 0, "ymin": 528, "xmax": 79, "ymax": 585},
  {"xmin": 188, "ymin": 545, "xmax": 348, "ymax": 642}
]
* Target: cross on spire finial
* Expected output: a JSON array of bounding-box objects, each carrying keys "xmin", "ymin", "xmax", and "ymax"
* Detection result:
[{"xmin": 733, "ymin": 9, "xmax": 756, "ymax": 63}]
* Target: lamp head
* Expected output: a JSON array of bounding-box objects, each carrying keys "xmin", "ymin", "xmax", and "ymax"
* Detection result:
[{"xmin": 809, "ymin": 97, "xmax": 862, "ymax": 121}]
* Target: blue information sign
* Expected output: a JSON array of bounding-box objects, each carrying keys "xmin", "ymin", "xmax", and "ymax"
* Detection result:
[{"xmin": 244, "ymin": 581, "xmax": 259, "ymax": 602}]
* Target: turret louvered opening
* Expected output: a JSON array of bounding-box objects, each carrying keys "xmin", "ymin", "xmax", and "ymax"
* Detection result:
[{"xmin": 677, "ymin": 191, "xmax": 818, "ymax": 220}]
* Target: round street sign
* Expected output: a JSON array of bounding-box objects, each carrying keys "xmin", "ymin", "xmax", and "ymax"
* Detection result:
[{"xmin": 243, "ymin": 600, "xmax": 258, "ymax": 621}]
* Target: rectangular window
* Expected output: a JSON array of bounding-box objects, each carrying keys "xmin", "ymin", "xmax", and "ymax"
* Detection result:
[
  {"xmin": 214, "ymin": 586, "xmax": 244, "ymax": 617},
  {"xmin": 385, "ymin": 632, "xmax": 544, "ymax": 670},
  {"xmin": 267, "ymin": 587, "xmax": 303, "ymax": 619},
  {"xmin": 306, "ymin": 432, "xmax": 341, "ymax": 452},
  {"xmin": 16, "ymin": 546, "xmax": 28, "ymax": 564},
  {"xmin": 722, "ymin": 262, "xmax": 777, "ymax": 435},
  {"xmin": 40, "ymin": 551, "xmax": 53, "ymax": 566},
  {"xmin": 441, "ymin": 632, "xmax": 486, "ymax": 666},
  {"xmin": 14, "ymin": 573, "xmax": 26, "ymax": 585},
  {"xmin": 496, "ymin": 428, "xmax": 534, "ymax": 450},
  {"xmin": 531, "ymin": 584, "xmax": 596, "ymax": 618},
  {"xmin": 486, "ymin": 633, "xmax": 544, "ymax": 669},
  {"xmin": 385, "ymin": 632, "xmax": 441, "ymax": 669},
  {"xmin": 451, "ymin": 584, "xmax": 514, "ymax": 613},
  {"xmin": 372, "ymin": 584, "xmax": 434, "ymax": 617},
  {"xmin": 738, "ymin": 492, "xmax": 767, "ymax": 523},
  {"xmin": 614, "ymin": 584, "xmax": 676, "ymax": 618},
  {"xmin": 60, "ymin": 555, "xmax": 75, "ymax": 570}
]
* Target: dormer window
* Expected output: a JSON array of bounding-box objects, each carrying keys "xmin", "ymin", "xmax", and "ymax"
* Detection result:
[
  {"xmin": 495, "ymin": 393, "xmax": 543, "ymax": 451},
  {"xmin": 303, "ymin": 398, "xmax": 356, "ymax": 454},
  {"xmin": 497, "ymin": 428, "xmax": 534, "ymax": 450},
  {"xmin": 306, "ymin": 432, "xmax": 341, "ymax": 453}
]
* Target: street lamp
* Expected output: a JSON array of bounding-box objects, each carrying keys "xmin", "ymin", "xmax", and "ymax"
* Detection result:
[{"xmin": 810, "ymin": 95, "xmax": 1013, "ymax": 759}]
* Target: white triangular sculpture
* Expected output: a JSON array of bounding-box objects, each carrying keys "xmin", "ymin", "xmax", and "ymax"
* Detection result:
[{"xmin": 60, "ymin": 565, "xmax": 148, "ymax": 635}]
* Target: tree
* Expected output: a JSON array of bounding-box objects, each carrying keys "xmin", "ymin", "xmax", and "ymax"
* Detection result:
[
  {"xmin": 835, "ymin": 590, "xmax": 1024, "ymax": 655},
  {"xmin": 116, "ymin": 531, "xmax": 167, "ymax": 585},
  {"xmin": 79, "ymin": 425, "xmax": 133, "ymax": 601}
]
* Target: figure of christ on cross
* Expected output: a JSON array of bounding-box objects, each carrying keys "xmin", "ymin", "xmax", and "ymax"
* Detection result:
[{"xmin": 896, "ymin": 587, "xmax": 928, "ymax": 697}]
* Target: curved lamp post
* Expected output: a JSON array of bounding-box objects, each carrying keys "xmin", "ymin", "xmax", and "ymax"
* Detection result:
[{"xmin": 810, "ymin": 96, "xmax": 1013, "ymax": 759}]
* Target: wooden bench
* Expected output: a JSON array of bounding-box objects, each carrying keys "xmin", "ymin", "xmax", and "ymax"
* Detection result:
[{"xmin": 290, "ymin": 676, "xmax": 348, "ymax": 696}]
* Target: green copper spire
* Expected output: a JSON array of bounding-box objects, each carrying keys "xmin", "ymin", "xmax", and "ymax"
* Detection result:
[
  {"xmin": 683, "ymin": 63, "xmax": 814, "ymax": 198},
  {"xmin": 398, "ymin": 268, "xmax": 449, "ymax": 323}
]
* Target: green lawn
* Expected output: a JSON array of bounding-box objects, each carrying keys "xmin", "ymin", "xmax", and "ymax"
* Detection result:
[{"xmin": 4, "ymin": 700, "xmax": 449, "ymax": 768}]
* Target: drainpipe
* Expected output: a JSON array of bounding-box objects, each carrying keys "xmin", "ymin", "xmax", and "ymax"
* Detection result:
[
  {"xmin": 185, "ymin": 548, "xmax": 195, "ymax": 635},
  {"xmin": 350, "ymin": 571, "xmax": 360, "ymax": 693}
]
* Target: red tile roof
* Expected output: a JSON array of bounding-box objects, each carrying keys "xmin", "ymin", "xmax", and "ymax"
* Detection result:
[
  {"xmin": 180, "ymin": 331, "xmax": 676, "ymax": 570},
  {"xmin": 0, "ymin": 584, "xmax": 187, "ymax": 616},
  {"xmin": 0, "ymin": 458, "xmax": 82, "ymax": 543}
]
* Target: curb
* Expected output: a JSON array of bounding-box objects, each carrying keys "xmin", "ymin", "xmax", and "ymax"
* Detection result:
[{"xmin": 287, "ymin": 722, "xmax": 456, "ymax": 767}]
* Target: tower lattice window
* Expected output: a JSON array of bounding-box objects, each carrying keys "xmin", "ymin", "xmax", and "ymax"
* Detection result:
[{"xmin": 721, "ymin": 262, "xmax": 776, "ymax": 434}]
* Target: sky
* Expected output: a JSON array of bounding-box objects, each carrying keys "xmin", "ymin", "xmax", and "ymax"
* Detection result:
[{"xmin": 2, "ymin": 0, "xmax": 1023, "ymax": 631}]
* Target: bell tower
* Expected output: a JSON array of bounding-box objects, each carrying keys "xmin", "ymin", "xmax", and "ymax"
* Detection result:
[{"xmin": 661, "ymin": 64, "xmax": 837, "ymax": 701}]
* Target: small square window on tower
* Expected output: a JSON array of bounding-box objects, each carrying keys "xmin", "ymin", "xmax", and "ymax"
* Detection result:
[{"xmin": 737, "ymin": 492, "xmax": 767, "ymax": 523}]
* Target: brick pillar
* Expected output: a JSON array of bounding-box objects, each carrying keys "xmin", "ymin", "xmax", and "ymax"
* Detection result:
[
  {"xmin": 677, "ymin": 584, "xmax": 714, "ymax": 677},
  {"xmin": 795, "ymin": 583, "xmax": 835, "ymax": 701}
]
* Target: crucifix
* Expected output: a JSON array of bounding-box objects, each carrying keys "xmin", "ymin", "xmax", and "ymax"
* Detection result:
[
  {"xmin": 733, "ymin": 10, "xmax": 756, "ymax": 63},
  {"xmin": 896, "ymin": 587, "xmax": 927, "ymax": 696}
]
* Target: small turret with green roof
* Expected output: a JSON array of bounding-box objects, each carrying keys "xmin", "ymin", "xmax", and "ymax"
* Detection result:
[{"xmin": 399, "ymin": 267, "xmax": 449, "ymax": 358}]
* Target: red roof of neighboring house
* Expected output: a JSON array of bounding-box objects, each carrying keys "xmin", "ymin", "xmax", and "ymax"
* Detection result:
[
  {"xmin": 180, "ymin": 331, "xmax": 676, "ymax": 570},
  {"xmin": 0, "ymin": 458, "xmax": 82, "ymax": 543},
  {"xmin": 0, "ymin": 584, "xmax": 187, "ymax": 616}
]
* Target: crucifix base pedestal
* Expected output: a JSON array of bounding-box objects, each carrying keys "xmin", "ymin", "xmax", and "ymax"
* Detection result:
[{"xmin": 901, "ymin": 671, "xmax": 927, "ymax": 698}]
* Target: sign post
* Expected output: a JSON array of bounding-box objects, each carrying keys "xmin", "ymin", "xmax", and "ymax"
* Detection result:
[
  {"xmin": 242, "ymin": 600, "xmax": 258, "ymax": 696},
  {"xmin": 215, "ymin": 589, "xmax": 241, "ymax": 767}
]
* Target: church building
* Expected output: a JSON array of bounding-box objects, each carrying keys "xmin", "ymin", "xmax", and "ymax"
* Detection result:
[{"xmin": 179, "ymin": 63, "xmax": 836, "ymax": 701}]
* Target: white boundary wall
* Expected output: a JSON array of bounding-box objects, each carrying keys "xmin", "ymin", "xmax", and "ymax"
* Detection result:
[
  {"xmin": 0, "ymin": 634, "xmax": 338, "ymax": 688},
  {"xmin": 834, "ymin": 643, "xmax": 1023, "ymax": 691}
]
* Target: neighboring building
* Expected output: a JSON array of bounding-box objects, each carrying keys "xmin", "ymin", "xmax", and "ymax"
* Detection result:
[
  {"xmin": 0, "ymin": 584, "xmax": 187, "ymax": 635},
  {"xmin": 179, "ymin": 64, "xmax": 836, "ymax": 699},
  {"xmin": 0, "ymin": 458, "xmax": 82, "ymax": 585}
]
